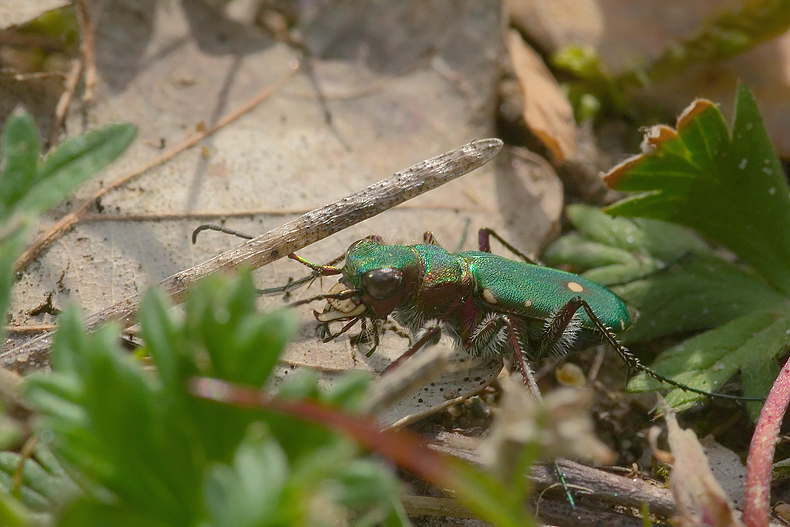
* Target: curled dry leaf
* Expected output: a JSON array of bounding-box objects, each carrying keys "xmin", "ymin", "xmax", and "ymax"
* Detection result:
[
  {"xmin": 506, "ymin": 30, "xmax": 577, "ymax": 163},
  {"xmin": 478, "ymin": 375, "xmax": 615, "ymax": 481},
  {"xmin": 606, "ymin": 98, "xmax": 714, "ymax": 186},
  {"xmin": 0, "ymin": 0, "xmax": 70, "ymax": 30},
  {"xmin": 504, "ymin": 0, "xmax": 603, "ymax": 52},
  {"xmin": 658, "ymin": 399, "xmax": 745, "ymax": 527}
]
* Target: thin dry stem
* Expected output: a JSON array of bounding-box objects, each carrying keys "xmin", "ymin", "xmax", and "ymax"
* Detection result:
[
  {"xmin": 48, "ymin": 57, "xmax": 83, "ymax": 147},
  {"xmin": 74, "ymin": 0, "xmax": 96, "ymax": 102},
  {"xmin": 15, "ymin": 65, "xmax": 300, "ymax": 272}
]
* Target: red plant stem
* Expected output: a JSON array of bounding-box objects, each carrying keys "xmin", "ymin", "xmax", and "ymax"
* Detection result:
[
  {"xmin": 188, "ymin": 377, "xmax": 453, "ymax": 484},
  {"xmin": 744, "ymin": 356, "xmax": 790, "ymax": 526}
]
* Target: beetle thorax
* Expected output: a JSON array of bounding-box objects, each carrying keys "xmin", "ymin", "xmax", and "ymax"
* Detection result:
[{"xmin": 401, "ymin": 244, "xmax": 474, "ymax": 327}]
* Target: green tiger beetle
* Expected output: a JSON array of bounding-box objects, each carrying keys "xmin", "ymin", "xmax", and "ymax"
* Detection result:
[
  {"xmin": 194, "ymin": 222, "xmax": 758, "ymax": 511},
  {"xmin": 194, "ymin": 222, "xmax": 757, "ymax": 401},
  {"xmin": 280, "ymin": 228, "xmax": 759, "ymax": 403}
]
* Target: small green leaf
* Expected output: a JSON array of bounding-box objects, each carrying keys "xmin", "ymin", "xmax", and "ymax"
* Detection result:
[
  {"xmin": 331, "ymin": 459, "xmax": 401, "ymax": 509},
  {"xmin": 204, "ymin": 426, "xmax": 290, "ymax": 527},
  {"xmin": 566, "ymin": 204, "xmax": 710, "ymax": 261},
  {"xmin": 543, "ymin": 204, "xmax": 710, "ymax": 286},
  {"xmin": 16, "ymin": 122, "xmax": 136, "ymax": 216},
  {"xmin": 0, "ymin": 448, "xmax": 78, "ymax": 511},
  {"xmin": 0, "ymin": 109, "xmax": 40, "ymax": 218},
  {"xmin": 605, "ymin": 85, "xmax": 790, "ymax": 296},
  {"xmin": 0, "ymin": 490, "xmax": 30, "ymax": 527},
  {"xmin": 543, "ymin": 232, "xmax": 650, "ymax": 284},
  {"xmin": 181, "ymin": 272, "xmax": 297, "ymax": 387},
  {"xmin": 139, "ymin": 286, "xmax": 195, "ymax": 393}
]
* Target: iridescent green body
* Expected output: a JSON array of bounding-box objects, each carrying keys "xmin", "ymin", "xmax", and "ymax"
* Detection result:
[
  {"xmin": 298, "ymin": 230, "xmax": 750, "ymax": 407},
  {"xmin": 459, "ymin": 251, "xmax": 631, "ymax": 331},
  {"xmin": 331, "ymin": 237, "xmax": 631, "ymax": 360}
]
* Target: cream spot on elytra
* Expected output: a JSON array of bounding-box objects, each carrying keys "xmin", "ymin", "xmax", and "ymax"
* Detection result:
[
  {"xmin": 567, "ymin": 281, "xmax": 584, "ymax": 293},
  {"xmin": 482, "ymin": 288, "xmax": 497, "ymax": 304}
]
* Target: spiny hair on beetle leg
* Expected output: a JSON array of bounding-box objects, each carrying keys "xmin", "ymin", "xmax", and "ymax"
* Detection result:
[
  {"xmin": 392, "ymin": 307, "xmax": 430, "ymax": 337},
  {"xmin": 468, "ymin": 313, "xmax": 510, "ymax": 357},
  {"xmin": 541, "ymin": 310, "xmax": 582, "ymax": 360},
  {"xmin": 360, "ymin": 317, "xmax": 383, "ymax": 342},
  {"xmin": 413, "ymin": 319, "xmax": 444, "ymax": 347}
]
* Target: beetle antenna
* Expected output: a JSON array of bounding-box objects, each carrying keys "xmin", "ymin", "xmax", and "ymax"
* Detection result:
[
  {"xmin": 257, "ymin": 274, "xmax": 316, "ymax": 296},
  {"xmin": 288, "ymin": 288, "xmax": 362, "ymax": 308},
  {"xmin": 192, "ymin": 224, "xmax": 254, "ymax": 244},
  {"xmin": 573, "ymin": 298, "xmax": 765, "ymax": 403}
]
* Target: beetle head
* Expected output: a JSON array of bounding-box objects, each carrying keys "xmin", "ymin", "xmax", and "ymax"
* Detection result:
[{"xmin": 315, "ymin": 238, "xmax": 417, "ymax": 321}]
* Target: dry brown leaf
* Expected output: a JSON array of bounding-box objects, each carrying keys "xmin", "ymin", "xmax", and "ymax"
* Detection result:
[
  {"xmin": 506, "ymin": 30, "xmax": 577, "ymax": 163},
  {"xmin": 505, "ymin": 0, "xmax": 603, "ymax": 52},
  {"xmin": 660, "ymin": 400, "xmax": 745, "ymax": 527}
]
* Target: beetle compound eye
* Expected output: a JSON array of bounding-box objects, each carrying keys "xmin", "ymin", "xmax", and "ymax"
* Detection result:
[{"xmin": 362, "ymin": 268, "xmax": 403, "ymax": 300}]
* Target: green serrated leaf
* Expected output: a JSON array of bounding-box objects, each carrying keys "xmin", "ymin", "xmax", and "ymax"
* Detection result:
[
  {"xmin": 606, "ymin": 85, "xmax": 790, "ymax": 296},
  {"xmin": 204, "ymin": 425, "xmax": 291, "ymax": 527},
  {"xmin": 544, "ymin": 232, "xmax": 642, "ymax": 270},
  {"xmin": 0, "ymin": 109, "xmax": 40, "ymax": 218},
  {"xmin": 544, "ymin": 204, "xmax": 713, "ymax": 287},
  {"xmin": 26, "ymin": 307, "xmax": 201, "ymax": 525},
  {"xmin": 0, "ymin": 451, "xmax": 77, "ymax": 509},
  {"xmin": 24, "ymin": 271, "xmax": 422, "ymax": 526},
  {"xmin": 629, "ymin": 310, "xmax": 790, "ymax": 416},
  {"xmin": 16, "ymin": 122, "xmax": 136, "ymax": 216}
]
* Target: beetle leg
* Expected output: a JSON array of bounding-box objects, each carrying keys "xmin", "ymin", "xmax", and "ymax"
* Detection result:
[
  {"xmin": 361, "ymin": 318, "xmax": 382, "ymax": 357},
  {"xmin": 422, "ymin": 231, "xmax": 443, "ymax": 246},
  {"xmin": 466, "ymin": 312, "xmax": 543, "ymax": 398},
  {"xmin": 495, "ymin": 315, "xmax": 578, "ymax": 509},
  {"xmin": 477, "ymin": 228, "xmax": 542, "ymax": 265},
  {"xmin": 499, "ymin": 315, "xmax": 543, "ymax": 400},
  {"xmin": 288, "ymin": 288, "xmax": 361, "ymax": 309},
  {"xmin": 382, "ymin": 325, "xmax": 442, "ymax": 373},
  {"xmin": 537, "ymin": 298, "xmax": 585, "ymax": 359},
  {"xmin": 319, "ymin": 316, "xmax": 361, "ymax": 342},
  {"xmin": 546, "ymin": 297, "xmax": 764, "ymax": 402},
  {"xmin": 350, "ymin": 318, "xmax": 384, "ymax": 357},
  {"xmin": 257, "ymin": 274, "xmax": 316, "ymax": 297},
  {"xmin": 288, "ymin": 253, "xmax": 344, "ymax": 275}
]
